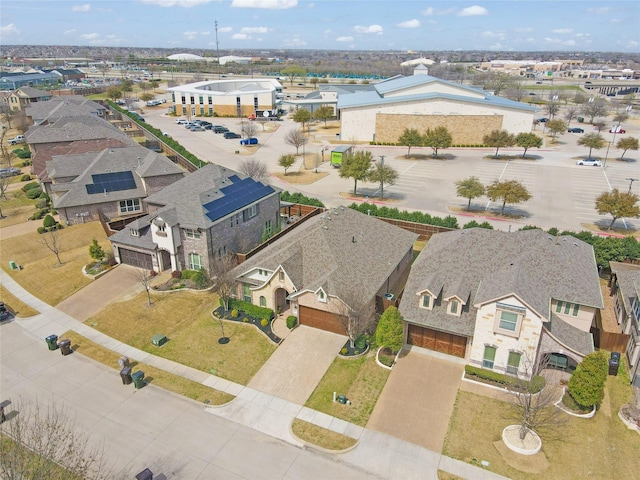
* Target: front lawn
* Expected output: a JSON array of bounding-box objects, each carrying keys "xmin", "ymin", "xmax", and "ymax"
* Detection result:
[
  {"xmin": 86, "ymin": 291, "xmax": 276, "ymax": 385},
  {"xmin": 0, "ymin": 284, "xmax": 39, "ymax": 317},
  {"xmin": 443, "ymin": 370, "xmax": 640, "ymax": 479},
  {"xmin": 305, "ymin": 353, "xmax": 390, "ymax": 427}
]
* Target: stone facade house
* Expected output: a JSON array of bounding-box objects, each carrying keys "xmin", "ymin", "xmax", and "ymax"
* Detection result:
[
  {"xmin": 109, "ymin": 164, "xmax": 280, "ymax": 274},
  {"xmin": 3, "ymin": 86, "xmax": 52, "ymax": 110},
  {"xmin": 232, "ymin": 207, "xmax": 418, "ymax": 334},
  {"xmin": 26, "ymin": 95, "xmax": 107, "ymax": 125},
  {"xmin": 400, "ymin": 228, "xmax": 604, "ymax": 378}
]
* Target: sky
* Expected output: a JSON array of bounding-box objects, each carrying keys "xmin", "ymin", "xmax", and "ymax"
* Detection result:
[{"xmin": 1, "ymin": 0, "xmax": 639, "ymax": 53}]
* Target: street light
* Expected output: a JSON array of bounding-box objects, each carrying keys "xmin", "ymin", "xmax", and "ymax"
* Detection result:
[{"xmin": 626, "ymin": 178, "xmax": 639, "ymax": 194}]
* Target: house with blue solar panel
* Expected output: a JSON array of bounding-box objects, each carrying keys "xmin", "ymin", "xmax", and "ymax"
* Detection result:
[
  {"xmin": 47, "ymin": 146, "xmax": 184, "ymax": 226},
  {"xmin": 108, "ymin": 164, "xmax": 280, "ymax": 274},
  {"xmin": 337, "ymin": 65, "xmax": 537, "ymax": 145}
]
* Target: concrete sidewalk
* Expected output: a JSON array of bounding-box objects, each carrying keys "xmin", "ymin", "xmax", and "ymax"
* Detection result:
[{"xmin": 0, "ymin": 269, "xmax": 510, "ymax": 480}]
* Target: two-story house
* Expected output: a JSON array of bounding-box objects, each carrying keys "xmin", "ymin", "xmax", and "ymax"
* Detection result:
[
  {"xmin": 400, "ymin": 228, "xmax": 604, "ymax": 378},
  {"xmin": 108, "ymin": 164, "xmax": 280, "ymax": 275}
]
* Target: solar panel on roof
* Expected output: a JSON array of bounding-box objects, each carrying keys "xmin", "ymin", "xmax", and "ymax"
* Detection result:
[
  {"xmin": 86, "ymin": 171, "xmax": 137, "ymax": 195},
  {"xmin": 203, "ymin": 177, "xmax": 275, "ymax": 222}
]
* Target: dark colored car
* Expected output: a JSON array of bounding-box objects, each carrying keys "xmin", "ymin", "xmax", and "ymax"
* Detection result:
[
  {"xmin": 213, "ymin": 126, "xmax": 229, "ymax": 133},
  {"xmin": 568, "ymin": 128, "xmax": 584, "ymax": 133},
  {"xmin": 224, "ymin": 131, "xmax": 241, "ymax": 139},
  {"xmin": 199, "ymin": 120, "xmax": 212, "ymax": 127},
  {"xmin": 537, "ymin": 117, "xmax": 549, "ymax": 123},
  {"xmin": 240, "ymin": 137, "xmax": 258, "ymax": 145},
  {"xmin": 0, "ymin": 167, "xmax": 21, "ymax": 178}
]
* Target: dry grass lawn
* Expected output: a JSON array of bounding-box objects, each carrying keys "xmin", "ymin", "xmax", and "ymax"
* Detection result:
[
  {"xmin": 86, "ymin": 291, "xmax": 276, "ymax": 385},
  {"xmin": 272, "ymin": 169, "xmax": 328, "ymax": 185},
  {"xmin": 62, "ymin": 331, "xmax": 234, "ymax": 405},
  {"xmin": 291, "ymin": 419, "xmax": 357, "ymax": 450},
  {"xmin": 305, "ymin": 353, "xmax": 390, "ymax": 427},
  {"xmin": 443, "ymin": 371, "xmax": 640, "ymax": 479},
  {"xmin": 0, "ymin": 222, "xmax": 113, "ymax": 306},
  {"xmin": 0, "ymin": 284, "xmax": 39, "ymax": 317}
]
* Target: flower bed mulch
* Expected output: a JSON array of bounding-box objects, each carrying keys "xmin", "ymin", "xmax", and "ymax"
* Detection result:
[
  {"xmin": 214, "ymin": 306, "xmax": 281, "ymax": 344},
  {"xmin": 153, "ymin": 278, "xmax": 204, "ymax": 291},
  {"xmin": 338, "ymin": 339, "xmax": 369, "ymax": 358},
  {"xmin": 377, "ymin": 347, "xmax": 396, "ymax": 367}
]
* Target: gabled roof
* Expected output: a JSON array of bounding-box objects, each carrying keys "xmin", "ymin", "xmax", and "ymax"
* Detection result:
[
  {"xmin": 14, "ymin": 86, "xmax": 51, "ymax": 98},
  {"xmin": 400, "ymin": 229, "xmax": 604, "ymax": 336},
  {"xmin": 26, "ymin": 115, "xmax": 128, "ymax": 144},
  {"xmin": 545, "ymin": 313, "xmax": 594, "ymax": 356},
  {"xmin": 233, "ymin": 207, "xmax": 419, "ymax": 310},
  {"xmin": 610, "ymin": 261, "xmax": 640, "ymax": 314},
  {"xmin": 26, "ymin": 96, "xmax": 106, "ymax": 123}
]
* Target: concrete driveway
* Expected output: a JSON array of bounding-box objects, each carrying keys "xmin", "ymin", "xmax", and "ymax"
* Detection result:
[
  {"xmin": 248, "ymin": 325, "xmax": 346, "ymax": 404},
  {"xmin": 54, "ymin": 264, "xmax": 144, "ymax": 321},
  {"xmin": 366, "ymin": 349, "xmax": 464, "ymax": 452}
]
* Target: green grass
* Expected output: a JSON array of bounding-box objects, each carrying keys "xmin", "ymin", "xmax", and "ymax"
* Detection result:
[
  {"xmin": 305, "ymin": 354, "xmax": 390, "ymax": 426},
  {"xmin": 291, "ymin": 419, "xmax": 357, "ymax": 450}
]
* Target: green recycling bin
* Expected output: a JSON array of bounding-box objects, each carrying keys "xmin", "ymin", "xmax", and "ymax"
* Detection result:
[
  {"xmin": 45, "ymin": 334, "xmax": 59, "ymax": 351},
  {"xmin": 577, "ymin": 117, "xmax": 584, "ymax": 123},
  {"xmin": 132, "ymin": 371, "xmax": 145, "ymax": 389}
]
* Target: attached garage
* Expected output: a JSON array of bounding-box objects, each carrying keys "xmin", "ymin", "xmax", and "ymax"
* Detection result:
[
  {"xmin": 407, "ymin": 324, "xmax": 467, "ymax": 358},
  {"xmin": 118, "ymin": 248, "xmax": 153, "ymax": 270},
  {"xmin": 299, "ymin": 306, "xmax": 346, "ymax": 335}
]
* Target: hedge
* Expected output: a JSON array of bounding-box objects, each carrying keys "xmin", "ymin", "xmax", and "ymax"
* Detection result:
[
  {"xmin": 280, "ymin": 191, "xmax": 325, "ymax": 207},
  {"xmin": 568, "ymin": 351, "xmax": 608, "ymax": 408},
  {"xmin": 225, "ymin": 298, "xmax": 275, "ymax": 321},
  {"xmin": 349, "ymin": 202, "xmax": 459, "ymax": 229},
  {"xmin": 465, "ymin": 365, "xmax": 545, "ymax": 393}
]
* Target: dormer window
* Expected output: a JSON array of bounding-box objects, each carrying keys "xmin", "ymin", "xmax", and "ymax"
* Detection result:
[
  {"xmin": 448, "ymin": 300, "xmax": 459, "ymax": 315},
  {"xmin": 317, "ymin": 289, "xmax": 327, "ymax": 303},
  {"xmin": 421, "ymin": 294, "xmax": 432, "ymax": 309}
]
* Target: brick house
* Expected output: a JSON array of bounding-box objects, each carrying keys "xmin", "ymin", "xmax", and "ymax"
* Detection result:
[
  {"xmin": 109, "ymin": 164, "xmax": 280, "ymax": 274},
  {"xmin": 26, "ymin": 95, "xmax": 107, "ymax": 125},
  {"xmin": 400, "ymin": 228, "xmax": 604, "ymax": 377},
  {"xmin": 4, "ymin": 86, "xmax": 52, "ymax": 111}
]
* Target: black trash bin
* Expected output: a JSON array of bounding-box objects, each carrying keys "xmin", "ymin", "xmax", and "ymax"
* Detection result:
[
  {"xmin": 118, "ymin": 356, "xmax": 130, "ymax": 369},
  {"xmin": 611, "ymin": 352, "xmax": 621, "ymax": 362},
  {"xmin": 58, "ymin": 338, "xmax": 72, "ymax": 356},
  {"xmin": 608, "ymin": 358, "xmax": 620, "ymax": 376},
  {"xmin": 135, "ymin": 468, "xmax": 153, "ymax": 480},
  {"xmin": 120, "ymin": 366, "xmax": 132, "ymax": 385},
  {"xmin": 132, "ymin": 371, "xmax": 145, "ymax": 389},
  {"xmin": 45, "ymin": 334, "xmax": 59, "ymax": 351}
]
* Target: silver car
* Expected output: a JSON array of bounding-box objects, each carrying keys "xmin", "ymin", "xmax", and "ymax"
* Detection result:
[{"xmin": 576, "ymin": 158, "xmax": 602, "ymax": 166}]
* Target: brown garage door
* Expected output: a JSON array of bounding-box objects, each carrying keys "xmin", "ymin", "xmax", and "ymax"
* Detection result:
[
  {"xmin": 407, "ymin": 324, "xmax": 467, "ymax": 358},
  {"xmin": 299, "ymin": 306, "xmax": 347, "ymax": 335},
  {"xmin": 118, "ymin": 248, "xmax": 153, "ymax": 270}
]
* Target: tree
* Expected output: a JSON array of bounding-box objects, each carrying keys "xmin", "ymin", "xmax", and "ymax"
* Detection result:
[
  {"xmin": 132, "ymin": 268, "xmax": 154, "ymax": 306},
  {"xmin": 423, "ymin": 126, "xmax": 452, "ymax": 158},
  {"xmin": 486, "ymin": 179, "xmax": 532, "ymax": 215},
  {"xmin": 568, "ymin": 351, "xmax": 608, "ymax": 408},
  {"xmin": 106, "ymin": 86, "xmax": 122, "ymax": 101},
  {"xmin": 278, "ymin": 154, "xmax": 296, "ymax": 175},
  {"xmin": 581, "ymin": 99, "xmax": 608, "ymax": 124},
  {"xmin": 456, "ymin": 176, "xmax": 485, "ymax": 211},
  {"xmin": 241, "ymin": 120, "xmax": 258, "ymax": 139},
  {"xmin": 595, "ymin": 189, "xmax": 640, "ymax": 230},
  {"xmin": 515, "ymin": 132, "xmax": 543, "ymax": 158},
  {"xmin": 292, "ymin": 108, "xmax": 312, "ymax": 133},
  {"xmin": 149, "ymin": 79, "xmax": 161, "ymax": 91},
  {"xmin": 140, "ymin": 92, "xmax": 154, "ymax": 103},
  {"xmin": 89, "ymin": 238, "xmax": 105, "ymax": 263},
  {"xmin": 309, "ymin": 77, "xmax": 319, "ymax": 90},
  {"xmin": 612, "ymin": 112, "xmax": 629, "ymax": 130},
  {"xmin": 39, "ymin": 230, "xmax": 63, "ymax": 265},
  {"xmin": 139, "ymin": 81, "xmax": 151, "ymax": 92},
  {"xmin": 0, "ymin": 399, "xmax": 112, "ymax": 480},
  {"xmin": 375, "ymin": 306, "xmax": 404, "ymax": 354},
  {"xmin": 211, "ymin": 253, "xmax": 238, "ymax": 312},
  {"xmin": 313, "ymin": 105, "xmax": 334, "ymax": 127},
  {"xmin": 617, "ymin": 137, "xmax": 639, "ymax": 160},
  {"xmin": 280, "ymin": 65, "xmax": 306, "ymax": 86},
  {"xmin": 333, "ymin": 289, "xmax": 377, "ymax": 348},
  {"xmin": 367, "ymin": 160, "xmax": 398, "ymax": 199},
  {"xmin": 483, "ymin": 129, "xmax": 516, "ymax": 158},
  {"xmin": 544, "ymin": 101, "xmax": 561, "ymax": 119},
  {"xmin": 546, "ymin": 119, "xmax": 567, "ymax": 142},
  {"xmin": 563, "ymin": 106, "xmax": 580, "ymax": 124},
  {"xmin": 578, "ymin": 133, "xmax": 606, "ymax": 158},
  {"xmin": 339, "ymin": 150, "xmax": 374, "ymax": 196},
  {"xmin": 398, "ymin": 128, "xmax": 423, "ymax": 158},
  {"xmin": 284, "ymin": 128, "xmax": 307, "ymax": 155},
  {"xmin": 239, "ymin": 158, "xmax": 269, "ymax": 184}
]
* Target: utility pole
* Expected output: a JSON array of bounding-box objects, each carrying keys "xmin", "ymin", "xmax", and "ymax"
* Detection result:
[
  {"xmin": 626, "ymin": 177, "xmax": 638, "ymax": 194},
  {"xmin": 215, "ymin": 20, "xmax": 220, "ymax": 79}
]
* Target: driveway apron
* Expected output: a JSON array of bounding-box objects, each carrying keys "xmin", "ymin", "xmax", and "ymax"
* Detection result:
[
  {"xmin": 247, "ymin": 325, "xmax": 346, "ymax": 404},
  {"xmin": 366, "ymin": 350, "xmax": 464, "ymax": 452}
]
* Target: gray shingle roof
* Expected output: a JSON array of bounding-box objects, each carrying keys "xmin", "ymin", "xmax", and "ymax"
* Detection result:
[
  {"xmin": 610, "ymin": 261, "xmax": 640, "ymax": 314},
  {"xmin": 544, "ymin": 313, "xmax": 594, "ymax": 356},
  {"xmin": 109, "ymin": 218, "xmax": 156, "ymax": 250},
  {"xmin": 26, "ymin": 96, "xmax": 106, "ymax": 123},
  {"xmin": 400, "ymin": 229, "xmax": 604, "ymax": 336},
  {"xmin": 26, "ymin": 115, "xmax": 129, "ymax": 144},
  {"xmin": 233, "ymin": 207, "xmax": 418, "ymax": 310}
]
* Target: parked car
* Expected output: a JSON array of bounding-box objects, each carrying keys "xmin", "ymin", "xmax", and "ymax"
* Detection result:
[
  {"xmin": 568, "ymin": 128, "xmax": 584, "ymax": 133},
  {"xmin": 0, "ymin": 167, "xmax": 21, "ymax": 178},
  {"xmin": 184, "ymin": 122, "xmax": 198, "ymax": 129},
  {"xmin": 0, "ymin": 302, "xmax": 9, "ymax": 320},
  {"xmin": 176, "ymin": 118, "xmax": 188, "ymax": 124},
  {"xmin": 199, "ymin": 121, "xmax": 212, "ymax": 127},
  {"xmin": 609, "ymin": 127, "xmax": 626, "ymax": 134},
  {"xmin": 535, "ymin": 81, "xmax": 543, "ymax": 84},
  {"xmin": 223, "ymin": 131, "xmax": 241, "ymax": 139},
  {"xmin": 537, "ymin": 117, "xmax": 549, "ymax": 123},
  {"xmin": 189, "ymin": 125, "xmax": 205, "ymax": 132},
  {"xmin": 213, "ymin": 126, "xmax": 229, "ymax": 134},
  {"xmin": 8, "ymin": 135, "xmax": 25, "ymax": 145},
  {"xmin": 240, "ymin": 138, "xmax": 258, "ymax": 145},
  {"xmin": 576, "ymin": 158, "xmax": 602, "ymax": 166}
]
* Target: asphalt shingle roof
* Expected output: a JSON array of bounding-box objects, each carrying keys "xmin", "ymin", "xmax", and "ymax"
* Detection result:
[
  {"xmin": 610, "ymin": 261, "xmax": 640, "ymax": 314},
  {"xmin": 545, "ymin": 313, "xmax": 594, "ymax": 356},
  {"xmin": 26, "ymin": 115, "xmax": 130, "ymax": 144}
]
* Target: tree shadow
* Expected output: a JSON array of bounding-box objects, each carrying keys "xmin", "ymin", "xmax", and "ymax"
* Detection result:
[{"xmin": 485, "ymin": 206, "xmax": 531, "ymax": 219}]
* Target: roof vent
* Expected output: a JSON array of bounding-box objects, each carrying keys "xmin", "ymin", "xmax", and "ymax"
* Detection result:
[
  {"xmin": 323, "ymin": 225, "xmax": 328, "ymax": 230},
  {"xmin": 352, "ymin": 236, "xmax": 356, "ymax": 243}
]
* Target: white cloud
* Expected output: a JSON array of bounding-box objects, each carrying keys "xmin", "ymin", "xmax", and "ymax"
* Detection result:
[
  {"xmin": 80, "ymin": 33, "xmax": 99, "ymax": 40},
  {"xmin": 552, "ymin": 28, "xmax": 573, "ymax": 34},
  {"xmin": 421, "ymin": 6, "xmax": 454, "ymax": 16},
  {"xmin": 514, "ymin": 27, "xmax": 534, "ymax": 33},
  {"xmin": 481, "ymin": 30, "xmax": 506, "ymax": 40},
  {"xmin": 587, "ymin": 7, "xmax": 610, "ymax": 14},
  {"xmin": 398, "ymin": 19, "xmax": 420, "ymax": 29},
  {"xmin": 64, "ymin": 29, "xmax": 76, "ymax": 34},
  {"xmin": 625, "ymin": 40, "xmax": 639, "ymax": 48},
  {"xmin": 336, "ymin": 36, "xmax": 353, "ymax": 42},
  {"xmin": 231, "ymin": 0, "xmax": 297, "ymax": 9},
  {"xmin": 284, "ymin": 36, "xmax": 307, "ymax": 47},
  {"xmin": 72, "ymin": 4, "xmax": 91, "ymax": 12},
  {"xmin": 459, "ymin": 5, "xmax": 488, "ymax": 16},
  {"xmin": 139, "ymin": 0, "xmax": 215, "ymax": 7},
  {"xmin": 354, "ymin": 24, "xmax": 383, "ymax": 35},
  {"xmin": 422, "ymin": 7, "xmax": 434, "ymax": 16},
  {"xmin": 575, "ymin": 33, "xmax": 591, "ymax": 39},
  {"xmin": 240, "ymin": 26, "xmax": 269, "ymax": 34},
  {"xmin": 219, "ymin": 26, "xmax": 233, "ymax": 33},
  {"xmin": 0, "ymin": 23, "xmax": 19, "ymax": 37},
  {"xmin": 323, "ymin": 29, "xmax": 332, "ymax": 34},
  {"xmin": 183, "ymin": 31, "xmax": 198, "ymax": 40},
  {"xmin": 232, "ymin": 33, "xmax": 248, "ymax": 40}
]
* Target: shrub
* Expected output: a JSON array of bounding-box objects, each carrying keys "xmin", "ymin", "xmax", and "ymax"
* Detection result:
[
  {"xmin": 29, "ymin": 209, "xmax": 48, "ymax": 220},
  {"xmin": 37, "ymin": 226, "xmax": 46, "ymax": 234},
  {"xmin": 192, "ymin": 268, "xmax": 209, "ymax": 289},
  {"xmin": 354, "ymin": 334, "xmax": 367, "ymax": 350},
  {"xmin": 227, "ymin": 298, "xmax": 275, "ymax": 321},
  {"xmin": 88, "ymin": 238, "xmax": 105, "ymax": 262},
  {"xmin": 341, "ymin": 348, "xmax": 348, "ymax": 355},
  {"xmin": 375, "ymin": 306, "xmax": 404, "ymax": 353},
  {"xmin": 22, "ymin": 182, "xmax": 39, "ymax": 192},
  {"xmin": 20, "ymin": 160, "xmax": 32, "ymax": 167},
  {"xmin": 107, "ymin": 257, "xmax": 117, "ymax": 266},
  {"xmin": 286, "ymin": 315, "xmax": 297, "ymax": 329},
  {"xmin": 260, "ymin": 318, "xmax": 269, "ymax": 327},
  {"xmin": 231, "ymin": 309, "xmax": 239, "ymax": 318},
  {"xmin": 35, "ymin": 198, "xmax": 49, "ymax": 209},
  {"xmin": 20, "ymin": 174, "xmax": 31, "ymax": 182},
  {"xmin": 171, "ymin": 270, "xmax": 182, "ymax": 279},
  {"xmin": 26, "ymin": 187, "xmax": 42, "ymax": 199},
  {"xmin": 464, "ymin": 365, "xmax": 546, "ymax": 393},
  {"xmin": 42, "ymin": 214, "xmax": 56, "ymax": 228},
  {"xmin": 568, "ymin": 351, "xmax": 608, "ymax": 408},
  {"xmin": 243, "ymin": 317, "xmax": 249, "ymax": 323}
]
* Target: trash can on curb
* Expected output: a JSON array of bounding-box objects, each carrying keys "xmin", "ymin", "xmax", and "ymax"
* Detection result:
[
  {"xmin": 135, "ymin": 468, "xmax": 153, "ymax": 480},
  {"xmin": 120, "ymin": 367, "xmax": 132, "ymax": 385},
  {"xmin": 118, "ymin": 356, "xmax": 129, "ymax": 369},
  {"xmin": 337, "ymin": 395, "xmax": 347, "ymax": 404},
  {"xmin": 45, "ymin": 334, "xmax": 59, "ymax": 351},
  {"xmin": 132, "ymin": 371, "xmax": 145, "ymax": 389},
  {"xmin": 577, "ymin": 117, "xmax": 584, "ymax": 123},
  {"xmin": 58, "ymin": 339, "xmax": 72, "ymax": 356}
]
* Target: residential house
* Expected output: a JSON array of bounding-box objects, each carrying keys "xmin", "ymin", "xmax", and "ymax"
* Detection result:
[
  {"xmin": 109, "ymin": 164, "xmax": 280, "ymax": 274},
  {"xmin": 4, "ymin": 86, "xmax": 52, "ymax": 111},
  {"xmin": 400, "ymin": 229, "xmax": 604, "ymax": 378},
  {"xmin": 26, "ymin": 95, "xmax": 107, "ymax": 125},
  {"xmin": 609, "ymin": 262, "xmax": 640, "ymax": 386},
  {"xmin": 232, "ymin": 207, "xmax": 418, "ymax": 333},
  {"xmin": 48, "ymin": 145, "xmax": 184, "ymax": 225}
]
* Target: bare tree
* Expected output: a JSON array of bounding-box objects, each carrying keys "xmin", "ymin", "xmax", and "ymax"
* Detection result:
[
  {"xmin": 563, "ymin": 106, "xmax": 580, "ymax": 125},
  {"xmin": 39, "ymin": 230, "xmax": 63, "ymax": 265},
  {"xmin": 284, "ymin": 128, "xmax": 307, "ymax": 155},
  {"xmin": 241, "ymin": 120, "xmax": 258, "ymax": 139},
  {"xmin": 0, "ymin": 398, "xmax": 113, "ymax": 480},
  {"xmin": 210, "ymin": 253, "xmax": 238, "ymax": 312},
  {"xmin": 0, "ymin": 127, "xmax": 12, "ymax": 167},
  {"xmin": 332, "ymin": 289, "xmax": 377, "ymax": 348},
  {"xmin": 238, "ymin": 159, "xmax": 269, "ymax": 184},
  {"xmin": 132, "ymin": 268, "xmax": 154, "ymax": 306}
]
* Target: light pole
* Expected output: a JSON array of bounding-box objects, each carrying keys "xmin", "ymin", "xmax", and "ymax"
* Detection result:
[
  {"xmin": 603, "ymin": 142, "xmax": 611, "ymax": 168},
  {"xmin": 626, "ymin": 178, "xmax": 638, "ymax": 194}
]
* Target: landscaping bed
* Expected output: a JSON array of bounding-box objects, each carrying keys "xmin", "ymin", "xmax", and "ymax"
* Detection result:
[{"xmin": 213, "ymin": 299, "xmax": 281, "ymax": 343}]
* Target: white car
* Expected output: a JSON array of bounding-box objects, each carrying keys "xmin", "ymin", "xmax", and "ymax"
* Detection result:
[
  {"xmin": 175, "ymin": 118, "xmax": 188, "ymax": 125},
  {"xmin": 576, "ymin": 158, "xmax": 602, "ymax": 166}
]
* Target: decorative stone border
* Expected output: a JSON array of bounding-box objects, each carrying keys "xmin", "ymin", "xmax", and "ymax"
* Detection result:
[
  {"xmin": 151, "ymin": 285, "xmax": 211, "ymax": 295},
  {"xmin": 81, "ymin": 263, "xmax": 113, "ymax": 279},
  {"xmin": 554, "ymin": 387, "xmax": 596, "ymax": 418},
  {"xmin": 338, "ymin": 344, "xmax": 369, "ymax": 359},
  {"xmin": 375, "ymin": 347, "xmax": 401, "ymax": 370},
  {"xmin": 502, "ymin": 425, "xmax": 542, "ymax": 455},
  {"xmin": 618, "ymin": 406, "xmax": 640, "ymax": 434}
]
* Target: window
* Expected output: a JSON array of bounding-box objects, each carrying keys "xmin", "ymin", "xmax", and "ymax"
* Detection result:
[
  {"xmin": 572, "ymin": 303, "xmax": 580, "ymax": 316},
  {"xmin": 421, "ymin": 294, "xmax": 432, "ymax": 309},
  {"xmin": 188, "ymin": 253, "xmax": 202, "ymax": 270},
  {"xmin": 119, "ymin": 198, "xmax": 141, "ymax": 213},
  {"xmin": 259, "ymin": 296, "xmax": 266, "ymax": 307},
  {"xmin": 279, "ymin": 271, "xmax": 285, "ymax": 282},
  {"xmin": 483, "ymin": 346, "xmax": 496, "ymax": 369},
  {"xmin": 246, "ymin": 204, "xmax": 257, "ymax": 219},
  {"xmin": 556, "ymin": 300, "xmax": 580, "ymax": 316},
  {"xmin": 265, "ymin": 219, "xmax": 272, "ymax": 235},
  {"xmin": 499, "ymin": 311, "xmax": 519, "ymax": 331},
  {"xmin": 230, "ymin": 213, "xmax": 240, "ymax": 227},
  {"xmin": 632, "ymin": 297, "xmax": 640, "ymax": 322},
  {"xmin": 243, "ymin": 284, "xmax": 251, "ymax": 303},
  {"xmin": 507, "ymin": 352, "xmax": 521, "ymax": 375},
  {"xmin": 318, "ymin": 290, "xmax": 326, "ymax": 302},
  {"xmin": 449, "ymin": 300, "xmax": 459, "ymax": 315},
  {"xmin": 185, "ymin": 229, "xmax": 200, "ymax": 239}
]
